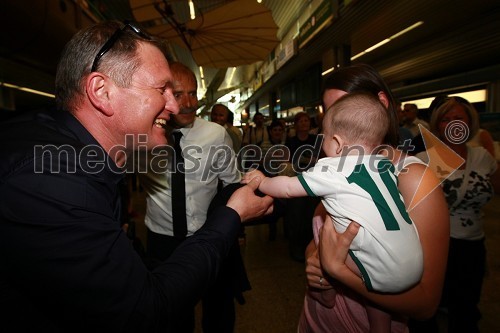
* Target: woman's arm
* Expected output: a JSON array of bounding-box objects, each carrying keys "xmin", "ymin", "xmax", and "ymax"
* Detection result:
[
  {"xmin": 479, "ymin": 129, "xmax": 496, "ymax": 158},
  {"xmin": 490, "ymin": 163, "xmax": 500, "ymax": 193},
  {"xmin": 317, "ymin": 163, "xmax": 450, "ymax": 319}
]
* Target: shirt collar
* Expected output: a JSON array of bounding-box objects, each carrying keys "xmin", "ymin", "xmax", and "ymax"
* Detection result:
[{"xmin": 55, "ymin": 111, "xmax": 124, "ymax": 183}]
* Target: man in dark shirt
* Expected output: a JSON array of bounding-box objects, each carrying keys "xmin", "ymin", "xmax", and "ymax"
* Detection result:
[{"xmin": 0, "ymin": 21, "xmax": 272, "ymax": 332}]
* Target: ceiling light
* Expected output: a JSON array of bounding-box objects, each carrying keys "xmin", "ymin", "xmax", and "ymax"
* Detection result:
[
  {"xmin": 1, "ymin": 82, "xmax": 55, "ymax": 98},
  {"xmin": 404, "ymin": 89, "xmax": 486, "ymax": 109},
  {"xmin": 188, "ymin": 1, "xmax": 196, "ymax": 19},
  {"xmin": 321, "ymin": 67, "xmax": 335, "ymax": 76},
  {"xmin": 351, "ymin": 21, "xmax": 424, "ymax": 61}
]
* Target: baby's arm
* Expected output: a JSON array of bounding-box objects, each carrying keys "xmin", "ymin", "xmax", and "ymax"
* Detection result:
[{"xmin": 242, "ymin": 169, "xmax": 307, "ymax": 198}]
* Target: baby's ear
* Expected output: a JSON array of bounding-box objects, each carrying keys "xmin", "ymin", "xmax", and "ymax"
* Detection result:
[{"xmin": 332, "ymin": 134, "xmax": 344, "ymax": 154}]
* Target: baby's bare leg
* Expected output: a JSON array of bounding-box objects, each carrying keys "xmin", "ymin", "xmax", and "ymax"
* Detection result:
[{"xmin": 345, "ymin": 256, "xmax": 391, "ymax": 333}]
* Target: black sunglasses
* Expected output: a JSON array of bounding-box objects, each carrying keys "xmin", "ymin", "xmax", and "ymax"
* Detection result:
[{"xmin": 91, "ymin": 20, "xmax": 151, "ymax": 73}]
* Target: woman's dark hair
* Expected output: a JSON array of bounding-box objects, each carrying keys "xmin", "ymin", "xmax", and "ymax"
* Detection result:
[
  {"xmin": 322, "ymin": 64, "xmax": 399, "ymax": 147},
  {"xmin": 268, "ymin": 119, "xmax": 285, "ymax": 132},
  {"xmin": 253, "ymin": 112, "xmax": 264, "ymax": 121}
]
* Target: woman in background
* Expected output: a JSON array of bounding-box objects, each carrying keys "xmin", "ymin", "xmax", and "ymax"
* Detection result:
[{"xmin": 417, "ymin": 97, "xmax": 500, "ymax": 332}]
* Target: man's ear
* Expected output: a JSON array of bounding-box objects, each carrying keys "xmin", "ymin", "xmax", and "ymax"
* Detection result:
[
  {"xmin": 332, "ymin": 134, "xmax": 344, "ymax": 155},
  {"xmin": 86, "ymin": 73, "xmax": 115, "ymax": 116}
]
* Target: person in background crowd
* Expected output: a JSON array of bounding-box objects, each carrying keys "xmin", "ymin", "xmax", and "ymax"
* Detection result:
[
  {"xmin": 260, "ymin": 118, "xmax": 287, "ymax": 161},
  {"xmin": 299, "ymin": 63, "xmax": 449, "ymax": 333},
  {"xmin": 396, "ymin": 99, "xmax": 414, "ymax": 151},
  {"xmin": 410, "ymin": 95, "xmax": 497, "ymax": 160},
  {"xmin": 258, "ymin": 119, "xmax": 290, "ymax": 241},
  {"xmin": 285, "ymin": 112, "xmax": 321, "ymax": 262},
  {"xmin": 228, "ymin": 109, "xmax": 244, "ymax": 152},
  {"xmin": 137, "ymin": 61, "xmax": 248, "ymax": 333},
  {"xmin": 278, "ymin": 118, "xmax": 291, "ymax": 141},
  {"xmin": 402, "ymin": 103, "xmax": 430, "ymax": 138},
  {"xmin": 241, "ymin": 112, "xmax": 269, "ymax": 173},
  {"xmin": 309, "ymin": 111, "xmax": 324, "ymax": 135},
  {"xmin": 211, "ymin": 103, "xmax": 243, "ymax": 153},
  {"xmin": 409, "ymin": 95, "xmax": 449, "ymax": 156},
  {"xmin": 286, "ymin": 112, "xmax": 320, "ymax": 172},
  {"xmin": 0, "ymin": 20, "xmax": 273, "ymax": 332},
  {"xmin": 242, "ymin": 111, "xmax": 268, "ymax": 147},
  {"xmin": 416, "ymin": 96, "xmax": 500, "ymax": 333}
]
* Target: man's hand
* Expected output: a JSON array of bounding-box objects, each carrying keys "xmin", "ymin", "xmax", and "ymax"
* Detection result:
[
  {"xmin": 227, "ymin": 177, "xmax": 273, "ymax": 222},
  {"xmin": 241, "ymin": 168, "xmax": 266, "ymax": 185}
]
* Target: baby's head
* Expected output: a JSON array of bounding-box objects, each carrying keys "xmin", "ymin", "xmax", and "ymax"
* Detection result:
[{"xmin": 322, "ymin": 92, "xmax": 389, "ymax": 157}]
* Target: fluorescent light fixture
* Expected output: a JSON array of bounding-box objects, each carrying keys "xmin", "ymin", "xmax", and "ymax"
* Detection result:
[
  {"xmin": 1, "ymin": 82, "xmax": 55, "ymax": 98},
  {"xmin": 351, "ymin": 21, "xmax": 424, "ymax": 61},
  {"xmin": 188, "ymin": 0, "xmax": 196, "ymax": 19},
  {"xmin": 403, "ymin": 89, "xmax": 486, "ymax": 109},
  {"xmin": 364, "ymin": 38, "xmax": 390, "ymax": 53},
  {"xmin": 321, "ymin": 67, "xmax": 335, "ymax": 76},
  {"xmin": 391, "ymin": 21, "xmax": 424, "ymax": 39}
]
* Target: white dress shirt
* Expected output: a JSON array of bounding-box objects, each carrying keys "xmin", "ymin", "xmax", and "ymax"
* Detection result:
[{"xmin": 139, "ymin": 118, "xmax": 241, "ymax": 236}]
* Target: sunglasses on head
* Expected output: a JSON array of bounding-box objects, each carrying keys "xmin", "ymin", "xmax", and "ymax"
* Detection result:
[{"xmin": 91, "ymin": 20, "xmax": 151, "ymax": 73}]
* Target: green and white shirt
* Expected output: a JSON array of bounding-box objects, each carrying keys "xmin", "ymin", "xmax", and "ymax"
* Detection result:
[{"xmin": 299, "ymin": 155, "xmax": 423, "ymax": 292}]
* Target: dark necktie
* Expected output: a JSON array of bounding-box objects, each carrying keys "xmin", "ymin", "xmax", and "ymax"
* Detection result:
[{"xmin": 171, "ymin": 131, "xmax": 187, "ymax": 239}]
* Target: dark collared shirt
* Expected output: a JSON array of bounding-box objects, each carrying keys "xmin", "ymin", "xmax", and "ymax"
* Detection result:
[{"xmin": 0, "ymin": 110, "xmax": 240, "ymax": 332}]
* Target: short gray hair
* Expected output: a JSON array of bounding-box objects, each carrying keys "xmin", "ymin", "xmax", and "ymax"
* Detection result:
[{"xmin": 55, "ymin": 21, "xmax": 167, "ymax": 112}]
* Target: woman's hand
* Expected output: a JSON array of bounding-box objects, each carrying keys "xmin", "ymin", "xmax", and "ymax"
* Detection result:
[
  {"xmin": 305, "ymin": 203, "xmax": 332, "ymax": 289},
  {"xmin": 305, "ymin": 242, "xmax": 332, "ymax": 290},
  {"xmin": 305, "ymin": 203, "xmax": 360, "ymax": 290},
  {"xmin": 318, "ymin": 215, "xmax": 360, "ymax": 281}
]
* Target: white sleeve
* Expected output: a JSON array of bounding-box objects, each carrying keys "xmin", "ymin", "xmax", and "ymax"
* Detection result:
[
  {"xmin": 299, "ymin": 159, "xmax": 339, "ymax": 197},
  {"xmin": 476, "ymin": 147, "xmax": 497, "ymax": 175},
  {"xmin": 218, "ymin": 130, "xmax": 242, "ymax": 185}
]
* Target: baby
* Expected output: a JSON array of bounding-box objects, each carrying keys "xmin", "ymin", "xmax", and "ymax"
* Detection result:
[{"xmin": 242, "ymin": 93, "xmax": 423, "ymax": 333}]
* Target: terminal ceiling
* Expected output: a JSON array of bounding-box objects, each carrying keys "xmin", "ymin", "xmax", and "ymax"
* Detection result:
[{"xmin": 1, "ymin": 0, "xmax": 499, "ymax": 112}]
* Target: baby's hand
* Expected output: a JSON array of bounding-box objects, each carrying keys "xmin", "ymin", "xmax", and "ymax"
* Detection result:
[{"xmin": 241, "ymin": 169, "xmax": 266, "ymax": 185}]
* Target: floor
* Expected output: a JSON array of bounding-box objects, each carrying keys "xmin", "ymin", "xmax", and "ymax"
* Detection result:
[{"xmin": 130, "ymin": 190, "xmax": 500, "ymax": 333}]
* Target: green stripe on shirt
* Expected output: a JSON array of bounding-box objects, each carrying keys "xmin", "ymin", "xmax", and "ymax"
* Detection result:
[{"xmin": 297, "ymin": 174, "xmax": 317, "ymax": 197}]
